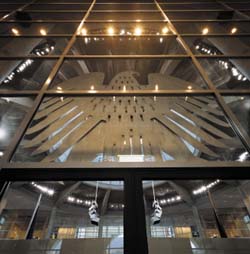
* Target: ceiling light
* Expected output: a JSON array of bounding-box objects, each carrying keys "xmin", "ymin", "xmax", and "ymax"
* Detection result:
[
  {"xmin": 40, "ymin": 28, "xmax": 47, "ymax": 36},
  {"xmin": 134, "ymin": 27, "xmax": 142, "ymax": 36},
  {"xmin": 162, "ymin": 26, "xmax": 169, "ymax": 34},
  {"xmin": 231, "ymin": 27, "xmax": 237, "ymax": 34},
  {"xmin": 202, "ymin": 27, "xmax": 209, "ymax": 35},
  {"xmin": 107, "ymin": 27, "xmax": 115, "ymax": 36},
  {"xmin": 0, "ymin": 151, "xmax": 4, "ymax": 157},
  {"xmin": 11, "ymin": 28, "xmax": 19, "ymax": 35},
  {"xmin": 81, "ymin": 27, "xmax": 87, "ymax": 36},
  {"xmin": 187, "ymin": 85, "xmax": 192, "ymax": 90},
  {"xmin": 155, "ymin": 84, "xmax": 159, "ymax": 91},
  {"xmin": 0, "ymin": 128, "xmax": 7, "ymax": 140},
  {"xmin": 120, "ymin": 29, "xmax": 125, "ymax": 35}
]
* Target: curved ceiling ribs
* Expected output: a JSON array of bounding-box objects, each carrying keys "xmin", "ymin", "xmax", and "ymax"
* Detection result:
[{"xmin": 16, "ymin": 71, "xmax": 244, "ymax": 162}]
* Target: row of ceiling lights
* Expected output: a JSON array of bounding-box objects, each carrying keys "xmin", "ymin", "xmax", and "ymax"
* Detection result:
[
  {"xmin": 10, "ymin": 26, "xmax": 239, "ymax": 36},
  {"xmin": 30, "ymin": 180, "xmax": 221, "ymax": 208}
]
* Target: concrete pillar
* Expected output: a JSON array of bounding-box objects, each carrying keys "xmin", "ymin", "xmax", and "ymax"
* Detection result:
[{"xmin": 192, "ymin": 205, "xmax": 206, "ymax": 238}]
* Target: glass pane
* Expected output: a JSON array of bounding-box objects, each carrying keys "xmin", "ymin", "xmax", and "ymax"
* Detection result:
[
  {"xmin": 0, "ymin": 59, "xmax": 57, "ymax": 90},
  {"xmin": 143, "ymin": 179, "xmax": 250, "ymax": 254},
  {"xmin": 49, "ymin": 59, "xmax": 206, "ymax": 90},
  {"xmin": 12, "ymin": 95, "xmax": 249, "ymax": 162},
  {"xmin": 184, "ymin": 36, "xmax": 250, "ymax": 55},
  {"xmin": 26, "ymin": 4, "xmax": 91, "ymax": 10},
  {"xmin": 0, "ymin": 37, "xmax": 69, "ymax": 56},
  {"xmin": 87, "ymin": 11, "xmax": 163, "ymax": 21},
  {"xmin": 0, "ymin": 181, "xmax": 124, "ymax": 254},
  {"xmin": 0, "ymin": 97, "xmax": 34, "ymax": 161},
  {"xmin": 198, "ymin": 58, "xmax": 250, "ymax": 89},
  {"xmin": 81, "ymin": 22, "xmax": 172, "ymax": 35},
  {"xmin": 0, "ymin": 22, "xmax": 78, "ymax": 35},
  {"xmin": 224, "ymin": 96, "xmax": 250, "ymax": 142},
  {"xmin": 173, "ymin": 21, "xmax": 250, "ymax": 34},
  {"xmin": 0, "ymin": 182, "xmax": 39, "ymax": 239},
  {"xmin": 0, "ymin": 4, "xmax": 22, "ymax": 10},
  {"xmin": 93, "ymin": 3, "xmax": 158, "ymax": 10},
  {"xmin": 7, "ymin": 12, "xmax": 84, "ymax": 21},
  {"xmin": 165, "ymin": 11, "xmax": 243, "ymax": 20},
  {"xmin": 160, "ymin": 3, "xmax": 224, "ymax": 10},
  {"xmin": 69, "ymin": 36, "xmax": 185, "ymax": 55}
]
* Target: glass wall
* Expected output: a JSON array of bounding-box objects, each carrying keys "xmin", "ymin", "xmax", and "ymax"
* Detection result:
[
  {"xmin": 0, "ymin": 181, "xmax": 124, "ymax": 253},
  {"xmin": 143, "ymin": 180, "xmax": 250, "ymax": 253},
  {"xmin": 0, "ymin": 0, "xmax": 250, "ymax": 165}
]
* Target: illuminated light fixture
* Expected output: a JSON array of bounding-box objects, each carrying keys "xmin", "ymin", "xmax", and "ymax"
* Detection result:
[
  {"xmin": 57, "ymin": 86, "xmax": 62, "ymax": 90},
  {"xmin": 134, "ymin": 27, "xmax": 142, "ymax": 36},
  {"xmin": 31, "ymin": 182, "xmax": 55, "ymax": 196},
  {"xmin": 120, "ymin": 29, "xmax": 125, "ymax": 35},
  {"xmin": 160, "ymin": 37, "xmax": 163, "ymax": 43},
  {"xmin": 0, "ymin": 151, "xmax": 3, "ymax": 157},
  {"xmin": 11, "ymin": 28, "xmax": 19, "ymax": 35},
  {"xmin": 240, "ymin": 97, "xmax": 245, "ymax": 100},
  {"xmin": 162, "ymin": 26, "xmax": 169, "ymax": 34},
  {"xmin": 107, "ymin": 26, "xmax": 115, "ymax": 36},
  {"xmin": 81, "ymin": 27, "xmax": 87, "ymax": 36},
  {"xmin": 193, "ymin": 179, "xmax": 220, "ymax": 195},
  {"xmin": 68, "ymin": 196, "xmax": 75, "ymax": 202},
  {"xmin": 237, "ymin": 152, "xmax": 249, "ymax": 162},
  {"xmin": 90, "ymin": 85, "xmax": 95, "ymax": 90},
  {"xmin": 237, "ymin": 74, "xmax": 243, "ymax": 81},
  {"xmin": 187, "ymin": 85, "xmax": 192, "ymax": 90},
  {"xmin": 123, "ymin": 85, "xmax": 126, "ymax": 91},
  {"xmin": 202, "ymin": 27, "xmax": 209, "ymax": 35},
  {"xmin": 40, "ymin": 28, "xmax": 47, "ymax": 36},
  {"xmin": 155, "ymin": 84, "xmax": 159, "ymax": 91},
  {"xmin": 231, "ymin": 27, "xmax": 237, "ymax": 34},
  {"xmin": 0, "ymin": 128, "xmax": 7, "ymax": 140},
  {"xmin": 136, "ymin": 19, "xmax": 141, "ymax": 22}
]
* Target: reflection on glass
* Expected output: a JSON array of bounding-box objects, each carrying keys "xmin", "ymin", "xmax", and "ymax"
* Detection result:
[
  {"xmin": 78, "ymin": 22, "xmax": 172, "ymax": 35},
  {"xmin": 0, "ymin": 181, "xmax": 124, "ymax": 253},
  {"xmin": 0, "ymin": 97, "xmax": 33, "ymax": 159},
  {"xmin": 199, "ymin": 58, "xmax": 250, "ymax": 89},
  {"xmin": 224, "ymin": 96, "xmax": 250, "ymax": 143},
  {"xmin": 88, "ymin": 12, "xmax": 163, "ymax": 20},
  {"xmin": 0, "ymin": 60, "xmax": 56, "ymax": 90},
  {"xmin": 69, "ymin": 36, "xmax": 185, "ymax": 55},
  {"xmin": 0, "ymin": 23, "xmax": 78, "ymax": 35},
  {"xmin": 173, "ymin": 22, "xmax": 250, "ymax": 34},
  {"xmin": 184, "ymin": 36, "xmax": 250, "ymax": 55},
  {"xmin": 93, "ymin": 3, "xmax": 158, "ymax": 10},
  {"xmin": 13, "ymin": 95, "xmax": 249, "ymax": 162},
  {"xmin": 143, "ymin": 180, "xmax": 250, "ymax": 253},
  {"xmin": 160, "ymin": 3, "xmax": 224, "ymax": 10},
  {"xmin": 166, "ymin": 11, "xmax": 242, "ymax": 20},
  {"xmin": 49, "ymin": 59, "xmax": 205, "ymax": 89},
  {"xmin": 26, "ymin": 3, "xmax": 91, "ymax": 10},
  {"xmin": 0, "ymin": 37, "xmax": 69, "ymax": 56},
  {"xmin": 7, "ymin": 12, "xmax": 84, "ymax": 21}
]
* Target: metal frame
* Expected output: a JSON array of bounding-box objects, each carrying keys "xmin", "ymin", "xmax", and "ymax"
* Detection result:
[
  {"xmin": 0, "ymin": 0, "xmax": 249, "ymax": 168},
  {"xmin": 1, "ymin": 1, "xmax": 250, "ymax": 253}
]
